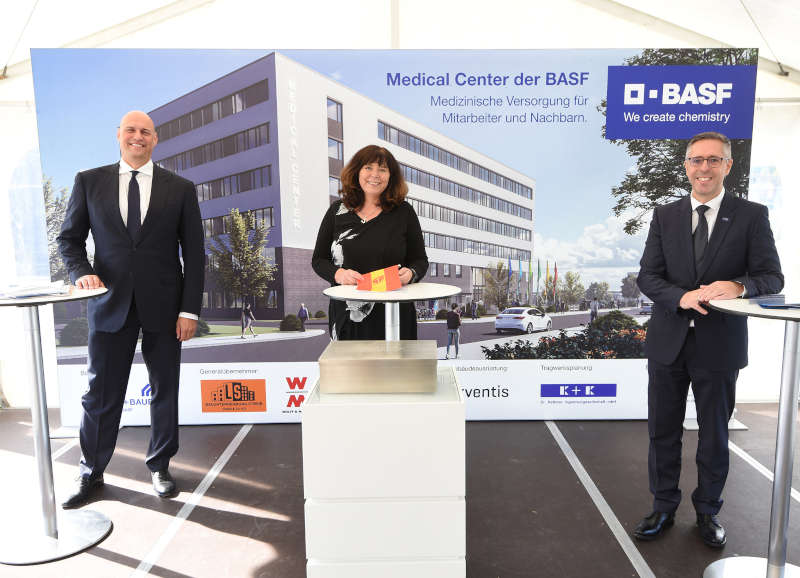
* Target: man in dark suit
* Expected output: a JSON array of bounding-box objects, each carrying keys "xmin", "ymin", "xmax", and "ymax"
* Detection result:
[
  {"xmin": 633, "ymin": 132, "xmax": 783, "ymax": 547},
  {"xmin": 57, "ymin": 110, "xmax": 204, "ymax": 507}
]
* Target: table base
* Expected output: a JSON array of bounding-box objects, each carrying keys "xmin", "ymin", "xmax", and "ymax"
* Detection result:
[
  {"xmin": 0, "ymin": 509, "xmax": 112, "ymax": 565},
  {"xmin": 704, "ymin": 557, "xmax": 800, "ymax": 578}
]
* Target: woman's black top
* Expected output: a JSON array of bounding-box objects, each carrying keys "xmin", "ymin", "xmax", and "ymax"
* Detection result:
[
  {"xmin": 311, "ymin": 200, "xmax": 429, "ymax": 340},
  {"xmin": 446, "ymin": 310, "xmax": 461, "ymax": 330},
  {"xmin": 240, "ymin": 306, "xmax": 254, "ymax": 329}
]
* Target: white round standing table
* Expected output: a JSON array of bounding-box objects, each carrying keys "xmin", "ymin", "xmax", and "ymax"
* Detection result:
[
  {"xmin": 704, "ymin": 298, "xmax": 800, "ymax": 578},
  {"xmin": 0, "ymin": 287, "xmax": 112, "ymax": 565},
  {"xmin": 323, "ymin": 282, "xmax": 461, "ymax": 340}
]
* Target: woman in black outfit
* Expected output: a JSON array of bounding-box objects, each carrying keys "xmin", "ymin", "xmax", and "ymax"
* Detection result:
[
  {"xmin": 240, "ymin": 302, "xmax": 256, "ymax": 338},
  {"xmin": 312, "ymin": 145, "xmax": 428, "ymax": 340}
]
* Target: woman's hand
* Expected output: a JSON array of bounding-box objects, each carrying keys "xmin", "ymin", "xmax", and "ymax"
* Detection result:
[
  {"xmin": 398, "ymin": 267, "xmax": 414, "ymax": 286},
  {"xmin": 335, "ymin": 268, "xmax": 363, "ymax": 285}
]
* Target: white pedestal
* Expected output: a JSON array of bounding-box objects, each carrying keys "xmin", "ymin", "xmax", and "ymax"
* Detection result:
[{"xmin": 302, "ymin": 367, "xmax": 465, "ymax": 578}]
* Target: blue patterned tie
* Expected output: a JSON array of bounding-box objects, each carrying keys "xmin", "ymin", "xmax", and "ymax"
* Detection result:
[{"xmin": 127, "ymin": 170, "xmax": 141, "ymax": 241}]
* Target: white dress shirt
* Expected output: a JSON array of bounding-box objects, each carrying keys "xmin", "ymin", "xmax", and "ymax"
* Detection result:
[
  {"xmin": 119, "ymin": 159, "xmax": 197, "ymax": 321},
  {"xmin": 690, "ymin": 188, "xmax": 746, "ymax": 304},
  {"xmin": 690, "ymin": 188, "xmax": 725, "ymax": 238},
  {"xmin": 119, "ymin": 159, "xmax": 153, "ymax": 226}
]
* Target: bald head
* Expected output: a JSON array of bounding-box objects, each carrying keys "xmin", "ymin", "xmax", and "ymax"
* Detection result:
[{"xmin": 117, "ymin": 110, "xmax": 157, "ymax": 168}]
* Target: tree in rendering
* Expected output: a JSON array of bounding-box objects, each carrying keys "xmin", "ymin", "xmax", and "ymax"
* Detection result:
[
  {"xmin": 560, "ymin": 271, "xmax": 586, "ymax": 306},
  {"xmin": 483, "ymin": 261, "xmax": 512, "ymax": 312},
  {"xmin": 621, "ymin": 273, "xmax": 641, "ymax": 300},
  {"xmin": 43, "ymin": 177, "xmax": 70, "ymax": 282},
  {"xmin": 585, "ymin": 281, "xmax": 611, "ymax": 303},
  {"xmin": 208, "ymin": 209, "xmax": 276, "ymax": 306}
]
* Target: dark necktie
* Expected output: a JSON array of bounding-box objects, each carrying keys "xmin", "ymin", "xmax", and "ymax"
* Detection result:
[
  {"xmin": 127, "ymin": 170, "xmax": 141, "ymax": 241},
  {"xmin": 693, "ymin": 204, "xmax": 709, "ymax": 270}
]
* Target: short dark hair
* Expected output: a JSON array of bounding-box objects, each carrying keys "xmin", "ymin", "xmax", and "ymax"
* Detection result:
[
  {"xmin": 339, "ymin": 145, "xmax": 408, "ymax": 211},
  {"xmin": 451, "ymin": 303, "xmax": 458, "ymax": 310},
  {"xmin": 686, "ymin": 132, "xmax": 731, "ymax": 158}
]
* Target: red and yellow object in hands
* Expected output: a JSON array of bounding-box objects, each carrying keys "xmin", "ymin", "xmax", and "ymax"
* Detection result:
[{"xmin": 356, "ymin": 264, "xmax": 402, "ymax": 292}]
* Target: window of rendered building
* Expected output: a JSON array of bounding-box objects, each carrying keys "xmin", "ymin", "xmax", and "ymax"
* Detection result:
[
  {"xmin": 266, "ymin": 290, "xmax": 278, "ymax": 309},
  {"xmin": 329, "ymin": 177, "xmax": 341, "ymax": 197},
  {"xmin": 328, "ymin": 138, "xmax": 343, "ymax": 160},
  {"xmin": 327, "ymin": 98, "xmax": 342, "ymax": 122}
]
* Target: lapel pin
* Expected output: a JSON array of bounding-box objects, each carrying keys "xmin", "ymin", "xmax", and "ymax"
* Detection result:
[{"xmin": 721, "ymin": 217, "xmax": 730, "ymax": 222}]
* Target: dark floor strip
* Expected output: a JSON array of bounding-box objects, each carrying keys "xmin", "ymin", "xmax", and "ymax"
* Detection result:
[
  {"xmin": 546, "ymin": 420, "xmax": 654, "ymax": 577},
  {"xmin": 557, "ymin": 416, "xmax": 800, "ymax": 578},
  {"xmin": 1, "ymin": 406, "xmax": 798, "ymax": 577},
  {"xmin": 465, "ymin": 421, "xmax": 637, "ymax": 578}
]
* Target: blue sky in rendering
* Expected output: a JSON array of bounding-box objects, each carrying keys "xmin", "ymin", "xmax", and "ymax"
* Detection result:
[
  {"xmin": 32, "ymin": 48, "xmax": 649, "ymax": 288},
  {"xmin": 285, "ymin": 49, "xmax": 638, "ymax": 236},
  {"xmin": 31, "ymin": 49, "xmax": 269, "ymax": 187}
]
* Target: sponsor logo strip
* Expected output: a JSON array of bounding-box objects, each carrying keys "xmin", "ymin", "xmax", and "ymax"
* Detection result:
[
  {"xmin": 541, "ymin": 383, "xmax": 617, "ymax": 397},
  {"xmin": 201, "ymin": 379, "xmax": 266, "ymax": 413}
]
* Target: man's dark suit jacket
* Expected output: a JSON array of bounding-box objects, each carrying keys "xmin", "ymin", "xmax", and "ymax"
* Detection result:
[
  {"xmin": 637, "ymin": 193, "xmax": 783, "ymax": 371},
  {"xmin": 58, "ymin": 163, "xmax": 204, "ymax": 333}
]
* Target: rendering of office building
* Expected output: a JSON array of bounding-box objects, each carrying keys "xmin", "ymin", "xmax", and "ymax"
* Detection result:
[{"xmin": 149, "ymin": 52, "xmax": 535, "ymax": 320}]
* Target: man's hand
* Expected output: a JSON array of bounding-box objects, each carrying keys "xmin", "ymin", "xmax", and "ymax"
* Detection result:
[
  {"xmin": 334, "ymin": 268, "xmax": 363, "ymax": 285},
  {"xmin": 679, "ymin": 289, "xmax": 709, "ymax": 315},
  {"xmin": 75, "ymin": 275, "xmax": 105, "ymax": 289},
  {"xmin": 697, "ymin": 281, "xmax": 744, "ymax": 303},
  {"xmin": 176, "ymin": 317, "xmax": 197, "ymax": 342},
  {"xmin": 398, "ymin": 267, "xmax": 413, "ymax": 285}
]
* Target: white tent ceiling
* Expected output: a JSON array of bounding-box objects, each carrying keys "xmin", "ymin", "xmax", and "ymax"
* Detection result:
[
  {"xmin": 1, "ymin": 0, "xmax": 799, "ymax": 101},
  {"xmin": 615, "ymin": 0, "xmax": 800, "ymax": 73}
]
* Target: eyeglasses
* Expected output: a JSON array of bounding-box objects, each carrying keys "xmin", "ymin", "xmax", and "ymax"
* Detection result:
[{"xmin": 685, "ymin": 156, "xmax": 729, "ymax": 168}]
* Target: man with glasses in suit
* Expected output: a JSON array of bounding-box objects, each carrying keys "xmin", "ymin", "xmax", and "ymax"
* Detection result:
[{"xmin": 633, "ymin": 132, "xmax": 783, "ymax": 547}]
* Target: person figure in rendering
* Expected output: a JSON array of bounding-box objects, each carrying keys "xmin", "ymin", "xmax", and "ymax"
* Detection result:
[
  {"xmin": 312, "ymin": 144, "xmax": 428, "ymax": 340},
  {"xmin": 241, "ymin": 302, "xmax": 256, "ymax": 338},
  {"xmin": 589, "ymin": 297, "xmax": 599, "ymax": 323},
  {"xmin": 471, "ymin": 300, "xmax": 478, "ymax": 320},
  {"xmin": 298, "ymin": 303, "xmax": 309, "ymax": 332},
  {"xmin": 633, "ymin": 132, "xmax": 783, "ymax": 547},
  {"xmin": 58, "ymin": 110, "xmax": 204, "ymax": 508},
  {"xmin": 445, "ymin": 303, "xmax": 461, "ymax": 359}
]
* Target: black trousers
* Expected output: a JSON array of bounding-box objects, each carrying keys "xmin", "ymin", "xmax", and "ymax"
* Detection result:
[
  {"xmin": 79, "ymin": 300, "xmax": 181, "ymax": 477},
  {"xmin": 647, "ymin": 328, "xmax": 737, "ymax": 515}
]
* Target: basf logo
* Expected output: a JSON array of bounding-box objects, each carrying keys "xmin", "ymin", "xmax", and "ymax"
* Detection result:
[
  {"xmin": 201, "ymin": 379, "xmax": 266, "ymax": 413},
  {"xmin": 606, "ymin": 65, "xmax": 756, "ymax": 139},
  {"xmin": 123, "ymin": 383, "xmax": 152, "ymax": 413},
  {"xmin": 623, "ymin": 82, "xmax": 732, "ymax": 106},
  {"xmin": 283, "ymin": 376, "xmax": 308, "ymax": 414}
]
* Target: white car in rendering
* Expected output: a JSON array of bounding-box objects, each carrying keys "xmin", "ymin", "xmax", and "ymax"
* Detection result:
[{"xmin": 495, "ymin": 307, "xmax": 553, "ymax": 334}]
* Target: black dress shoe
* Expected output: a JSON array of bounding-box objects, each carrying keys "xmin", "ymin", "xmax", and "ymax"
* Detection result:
[
  {"xmin": 151, "ymin": 469, "xmax": 177, "ymax": 498},
  {"xmin": 61, "ymin": 474, "xmax": 104, "ymax": 509},
  {"xmin": 696, "ymin": 513, "xmax": 726, "ymax": 548},
  {"xmin": 633, "ymin": 511, "xmax": 675, "ymax": 541}
]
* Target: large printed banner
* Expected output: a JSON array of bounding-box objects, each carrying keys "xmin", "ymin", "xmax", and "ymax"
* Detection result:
[
  {"xmin": 32, "ymin": 48, "xmax": 758, "ymax": 424},
  {"xmin": 58, "ymin": 360, "xmax": 654, "ymax": 426}
]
